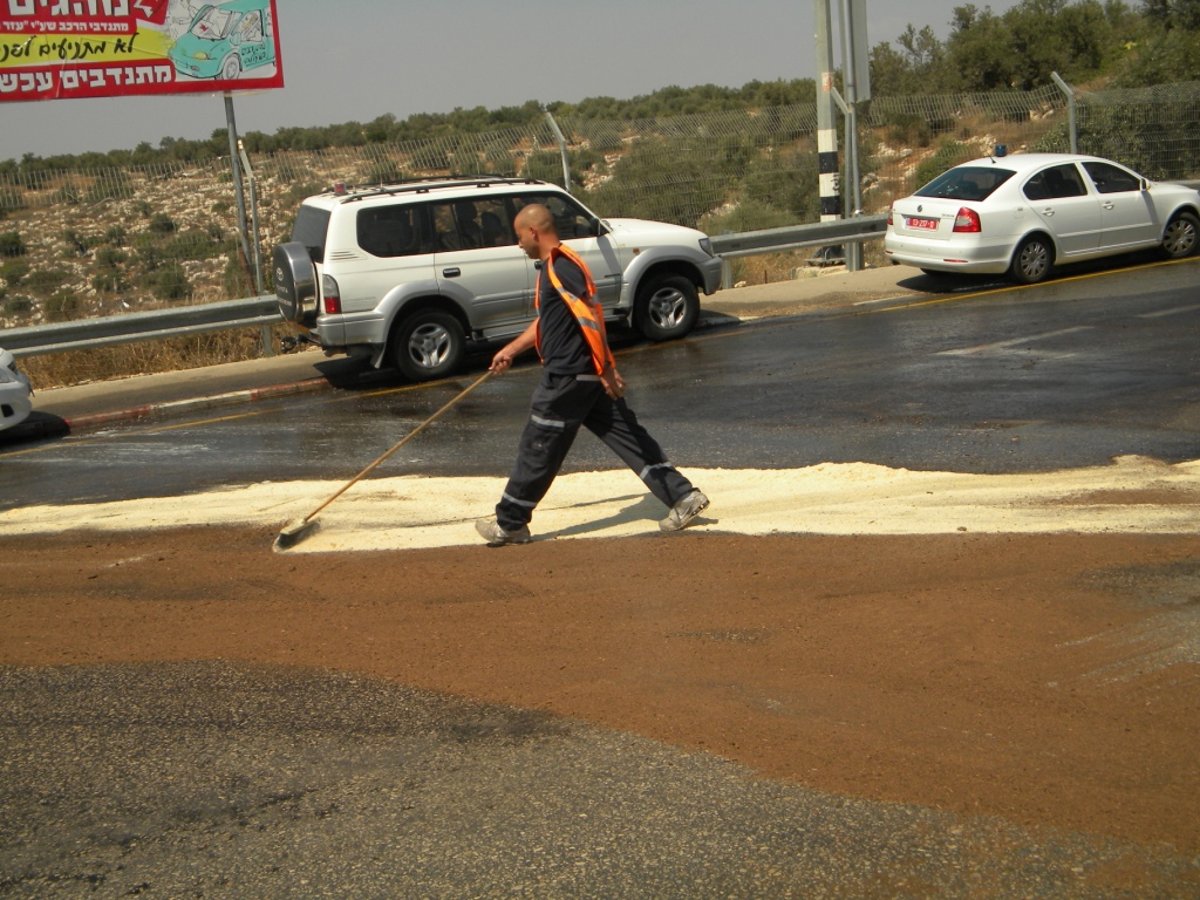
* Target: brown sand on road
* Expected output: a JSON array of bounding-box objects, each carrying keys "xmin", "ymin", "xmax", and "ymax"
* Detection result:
[{"xmin": 2, "ymin": 457, "xmax": 1199, "ymax": 877}]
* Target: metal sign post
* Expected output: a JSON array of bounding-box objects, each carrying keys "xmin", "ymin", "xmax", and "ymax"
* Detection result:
[
  {"xmin": 815, "ymin": 0, "xmax": 870, "ymax": 271},
  {"xmin": 839, "ymin": 0, "xmax": 870, "ymax": 271},
  {"xmin": 224, "ymin": 93, "xmax": 253, "ymax": 274}
]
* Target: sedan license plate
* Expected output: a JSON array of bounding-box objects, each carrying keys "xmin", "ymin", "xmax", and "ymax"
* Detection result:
[{"xmin": 906, "ymin": 216, "xmax": 939, "ymax": 231}]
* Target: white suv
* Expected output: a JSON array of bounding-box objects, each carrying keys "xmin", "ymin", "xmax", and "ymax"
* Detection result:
[{"xmin": 273, "ymin": 176, "xmax": 723, "ymax": 380}]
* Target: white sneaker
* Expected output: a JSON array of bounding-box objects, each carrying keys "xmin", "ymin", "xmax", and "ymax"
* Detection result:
[
  {"xmin": 659, "ymin": 490, "xmax": 709, "ymax": 533},
  {"xmin": 475, "ymin": 518, "xmax": 532, "ymax": 546}
]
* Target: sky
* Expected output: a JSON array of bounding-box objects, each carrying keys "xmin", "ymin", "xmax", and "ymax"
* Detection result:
[{"xmin": 0, "ymin": 1, "xmax": 1022, "ymax": 162}]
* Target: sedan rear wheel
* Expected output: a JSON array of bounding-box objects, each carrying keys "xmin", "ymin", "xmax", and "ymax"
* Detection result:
[
  {"xmin": 1162, "ymin": 211, "xmax": 1199, "ymax": 259},
  {"xmin": 1009, "ymin": 235, "xmax": 1052, "ymax": 284}
]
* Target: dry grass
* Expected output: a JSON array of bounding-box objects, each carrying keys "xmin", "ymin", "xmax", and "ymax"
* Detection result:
[{"xmin": 20, "ymin": 325, "xmax": 288, "ymax": 390}]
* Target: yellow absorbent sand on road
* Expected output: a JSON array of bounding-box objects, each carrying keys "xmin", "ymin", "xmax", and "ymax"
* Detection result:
[{"xmin": 2, "ymin": 455, "xmax": 1198, "ymax": 553}]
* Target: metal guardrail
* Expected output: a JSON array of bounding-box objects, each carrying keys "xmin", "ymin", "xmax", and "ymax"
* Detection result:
[
  {"xmin": 710, "ymin": 214, "xmax": 888, "ymax": 289},
  {"xmin": 3, "ymin": 184, "xmax": 1196, "ymax": 357},
  {"xmin": 2, "ymin": 295, "xmax": 280, "ymax": 357},
  {"xmin": 1, "ymin": 218, "xmax": 887, "ymax": 358},
  {"xmin": 710, "ymin": 214, "xmax": 887, "ymax": 258}
]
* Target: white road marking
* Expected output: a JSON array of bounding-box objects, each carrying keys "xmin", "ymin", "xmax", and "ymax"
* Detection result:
[
  {"xmin": 938, "ymin": 326, "xmax": 1094, "ymax": 357},
  {"xmin": 1138, "ymin": 304, "xmax": 1200, "ymax": 319}
]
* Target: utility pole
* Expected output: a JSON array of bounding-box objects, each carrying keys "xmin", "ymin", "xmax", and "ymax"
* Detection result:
[
  {"xmin": 815, "ymin": 0, "xmax": 841, "ymax": 226},
  {"xmin": 840, "ymin": 0, "xmax": 864, "ymax": 270}
]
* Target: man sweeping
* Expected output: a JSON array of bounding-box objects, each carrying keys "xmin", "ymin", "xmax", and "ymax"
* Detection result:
[{"xmin": 475, "ymin": 203, "xmax": 709, "ymax": 545}]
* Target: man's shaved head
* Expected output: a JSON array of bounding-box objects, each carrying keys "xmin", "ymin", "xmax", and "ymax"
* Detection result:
[
  {"xmin": 513, "ymin": 202, "xmax": 560, "ymax": 261},
  {"xmin": 514, "ymin": 203, "xmax": 556, "ymax": 235}
]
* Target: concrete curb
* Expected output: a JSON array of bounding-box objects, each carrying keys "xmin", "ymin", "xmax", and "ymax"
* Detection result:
[{"xmin": 59, "ymin": 376, "xmax": 333, "ymax": 433}]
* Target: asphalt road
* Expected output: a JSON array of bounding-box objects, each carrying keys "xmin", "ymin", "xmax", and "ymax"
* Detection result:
[
  {"xmin": 2, "ymin": 259, "xmax": 1197, "ymax": 508},
  {"xmin": 4, "ymin": 659, "xmax": 1193, "ymax": 897},
  {"xmin": 2, "ymin": 258, "xmax": 1198, "ymax": 897}
]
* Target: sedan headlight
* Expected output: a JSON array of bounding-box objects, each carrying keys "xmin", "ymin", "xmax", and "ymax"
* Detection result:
[{"xmin": 1, "ymin": 352, "xmax": 31, "ymax": 390}]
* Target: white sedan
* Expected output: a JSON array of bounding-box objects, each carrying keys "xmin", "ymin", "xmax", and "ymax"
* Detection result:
[
  {"xmin": 884, "ymin": 152, "xmax": 1200, "ymax": 283},
  {"xmin": 0, "ymin": 347, "xmax": 33, "ymax": 433}
]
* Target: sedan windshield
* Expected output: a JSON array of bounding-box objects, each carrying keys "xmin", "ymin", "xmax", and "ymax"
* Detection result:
[{"xmin": 916, "ymin": 166, "xmax": 1015, "ymax": 202}]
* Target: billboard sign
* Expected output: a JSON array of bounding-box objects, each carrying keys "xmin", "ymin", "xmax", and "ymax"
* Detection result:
[{"xmin": 0, "ymin": 0, "xmax": 284, "ymax": 103}]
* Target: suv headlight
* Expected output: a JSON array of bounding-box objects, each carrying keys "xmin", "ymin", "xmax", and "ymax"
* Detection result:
[{"xmin": 699, "ymin": 237, "xmax": 714, "ymax": 257}]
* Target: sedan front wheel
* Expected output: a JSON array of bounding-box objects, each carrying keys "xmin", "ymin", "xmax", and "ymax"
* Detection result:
[{"xmin": 1162, "ymin": 211, "xmax": 1199, "ymax": 259}]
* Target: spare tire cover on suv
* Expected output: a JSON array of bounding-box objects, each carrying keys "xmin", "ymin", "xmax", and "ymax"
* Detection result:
[{"xmin": 274, "ymin": 241, "xmax": 318, "ymax": 326}]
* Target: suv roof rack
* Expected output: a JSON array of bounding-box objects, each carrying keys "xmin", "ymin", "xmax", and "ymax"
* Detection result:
[{"xmin": 329, "ymin": 174, "xmax": 548, "ymax": 203}]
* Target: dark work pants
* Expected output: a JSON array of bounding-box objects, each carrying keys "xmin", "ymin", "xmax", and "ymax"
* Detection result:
[{"xmin": 495, "ymin": 371, "xmax": 695, "ymax": 530}]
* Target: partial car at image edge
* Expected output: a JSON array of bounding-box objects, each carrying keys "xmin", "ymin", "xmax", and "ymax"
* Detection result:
[
  {"xmin": 884, "ymin": 151, "xmax": 1200, "ymax": 284},
  {"xmin": 0, "ymin": 347, "xmax": 33, "ymax": 434}
]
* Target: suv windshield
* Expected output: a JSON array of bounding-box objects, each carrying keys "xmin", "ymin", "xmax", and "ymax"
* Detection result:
[{"xmin": 916, "ymin": 166, "xmax": 1014, "ymax": 202}]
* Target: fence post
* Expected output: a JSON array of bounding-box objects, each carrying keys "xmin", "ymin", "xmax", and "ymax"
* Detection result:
[
  {"xmin": 224, "ymin": 93, "xmax": 253, "ymax": 270},
  {"xmin": 1051, "ymin": 72, "xmax": 1078, "ymax": 154},
  {"xmin": 544, "ymin": 109, "xmax": 572, "ymax": 192}
]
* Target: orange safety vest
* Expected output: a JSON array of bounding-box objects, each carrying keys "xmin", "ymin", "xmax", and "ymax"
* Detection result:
[{"xmin": 534, "ymin": 244, "xmax": 616, "ymax": 376}]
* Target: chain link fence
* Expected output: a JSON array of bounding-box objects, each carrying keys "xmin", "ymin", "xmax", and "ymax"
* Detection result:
[{"xmin": 2, "ymin": 80, "xmax": 1198, "ymax": 331}]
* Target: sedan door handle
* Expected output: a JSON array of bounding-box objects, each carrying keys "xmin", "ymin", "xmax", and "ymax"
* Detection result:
[
  {"xmin": 442, "ymin": 267, "xmax": 461, "ymax": 277},
  {"xmin": 1102, "ymin": 202, "xmax": 1115, "ymax": 210},
  {"xmin": 1041, "ymin": 208, "xmax": 1055, "ymax": 217}
]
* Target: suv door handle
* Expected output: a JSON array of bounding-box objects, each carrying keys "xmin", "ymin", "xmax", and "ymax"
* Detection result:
[{"xmin": 442, "ymin": 267, "xmax": 461, "ymax": 277}]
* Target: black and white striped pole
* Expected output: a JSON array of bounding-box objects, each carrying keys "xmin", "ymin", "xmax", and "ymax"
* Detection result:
[{"xmin": 815, "ymin": 0, "xmax": 841, "ymax": 227}]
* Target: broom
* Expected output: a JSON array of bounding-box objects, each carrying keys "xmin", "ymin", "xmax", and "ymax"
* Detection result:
[{"xmin": 273, "ymin": 370, "xmax": 491, "ymax": 551}]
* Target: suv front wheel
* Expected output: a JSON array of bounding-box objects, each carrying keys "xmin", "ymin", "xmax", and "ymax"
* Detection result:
[
  {"xmin": 390, "ymin": 309, "xmax": 465, "ymax": 381},
  {"xmin": 633, "ymin": 273, "xmax": 699, "ymax": 341}
]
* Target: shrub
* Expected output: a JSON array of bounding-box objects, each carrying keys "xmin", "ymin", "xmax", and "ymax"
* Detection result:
[
  {"xmin": 62, "ymin": 228, "xmax": 97, "ymax": 256},
  {"xmin": 1, "ymin": 258, "xmax": 29, "ymax": 284},
  {"xmin": 95, "ymin": 247, "xmax": 127, "ymax": 269},
  {"xmin": 2, "ymin": 294, "xmax": 33, "ymax": 317},
  {"xmin": 145, "ymin": 263, "xmax": 191, "ymax": 300},
  {"xmin": 148, "ymin": 213, "xmax": 176, "ymax": 235},
  {"xmin": 0, "ymin": 230, "xmax": 26, "ymax": 257},
  {"xmin": 164, "ymin": 228, "xmax": 231, "ymax": 261},
  {"xmin": 92, "ymin": 270, "xmax": 125, "ymax": 293},
  {"xmin": 44, "ymin": 290, "xmax": 81, "ymax": 321},
  {"xmin": 913, "ymin": 141, "xmax": 974, "ymax": 189},
  {"xmin": 24, "ymin": 268, "xmax": 68, "ymax": 295}
]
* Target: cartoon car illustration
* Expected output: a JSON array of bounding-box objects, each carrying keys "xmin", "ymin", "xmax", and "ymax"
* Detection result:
[{"xmin": 168, "ymin": 0, "xmax": 275, "ymax": 81}]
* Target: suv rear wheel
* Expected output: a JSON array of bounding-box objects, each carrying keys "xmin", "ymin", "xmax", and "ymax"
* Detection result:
[
  {"xmin": 390, "ymin": 309, "xmax": 465, "ymax": 381},
  {"xmin": 634, "ymin": 273, "xmax": 699, "ymax": 341}
]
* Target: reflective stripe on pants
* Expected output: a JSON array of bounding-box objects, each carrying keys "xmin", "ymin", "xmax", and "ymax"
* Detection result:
[{"xmin": 496, "ymin": 371, "xmax": 694, "ymax": 530}]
